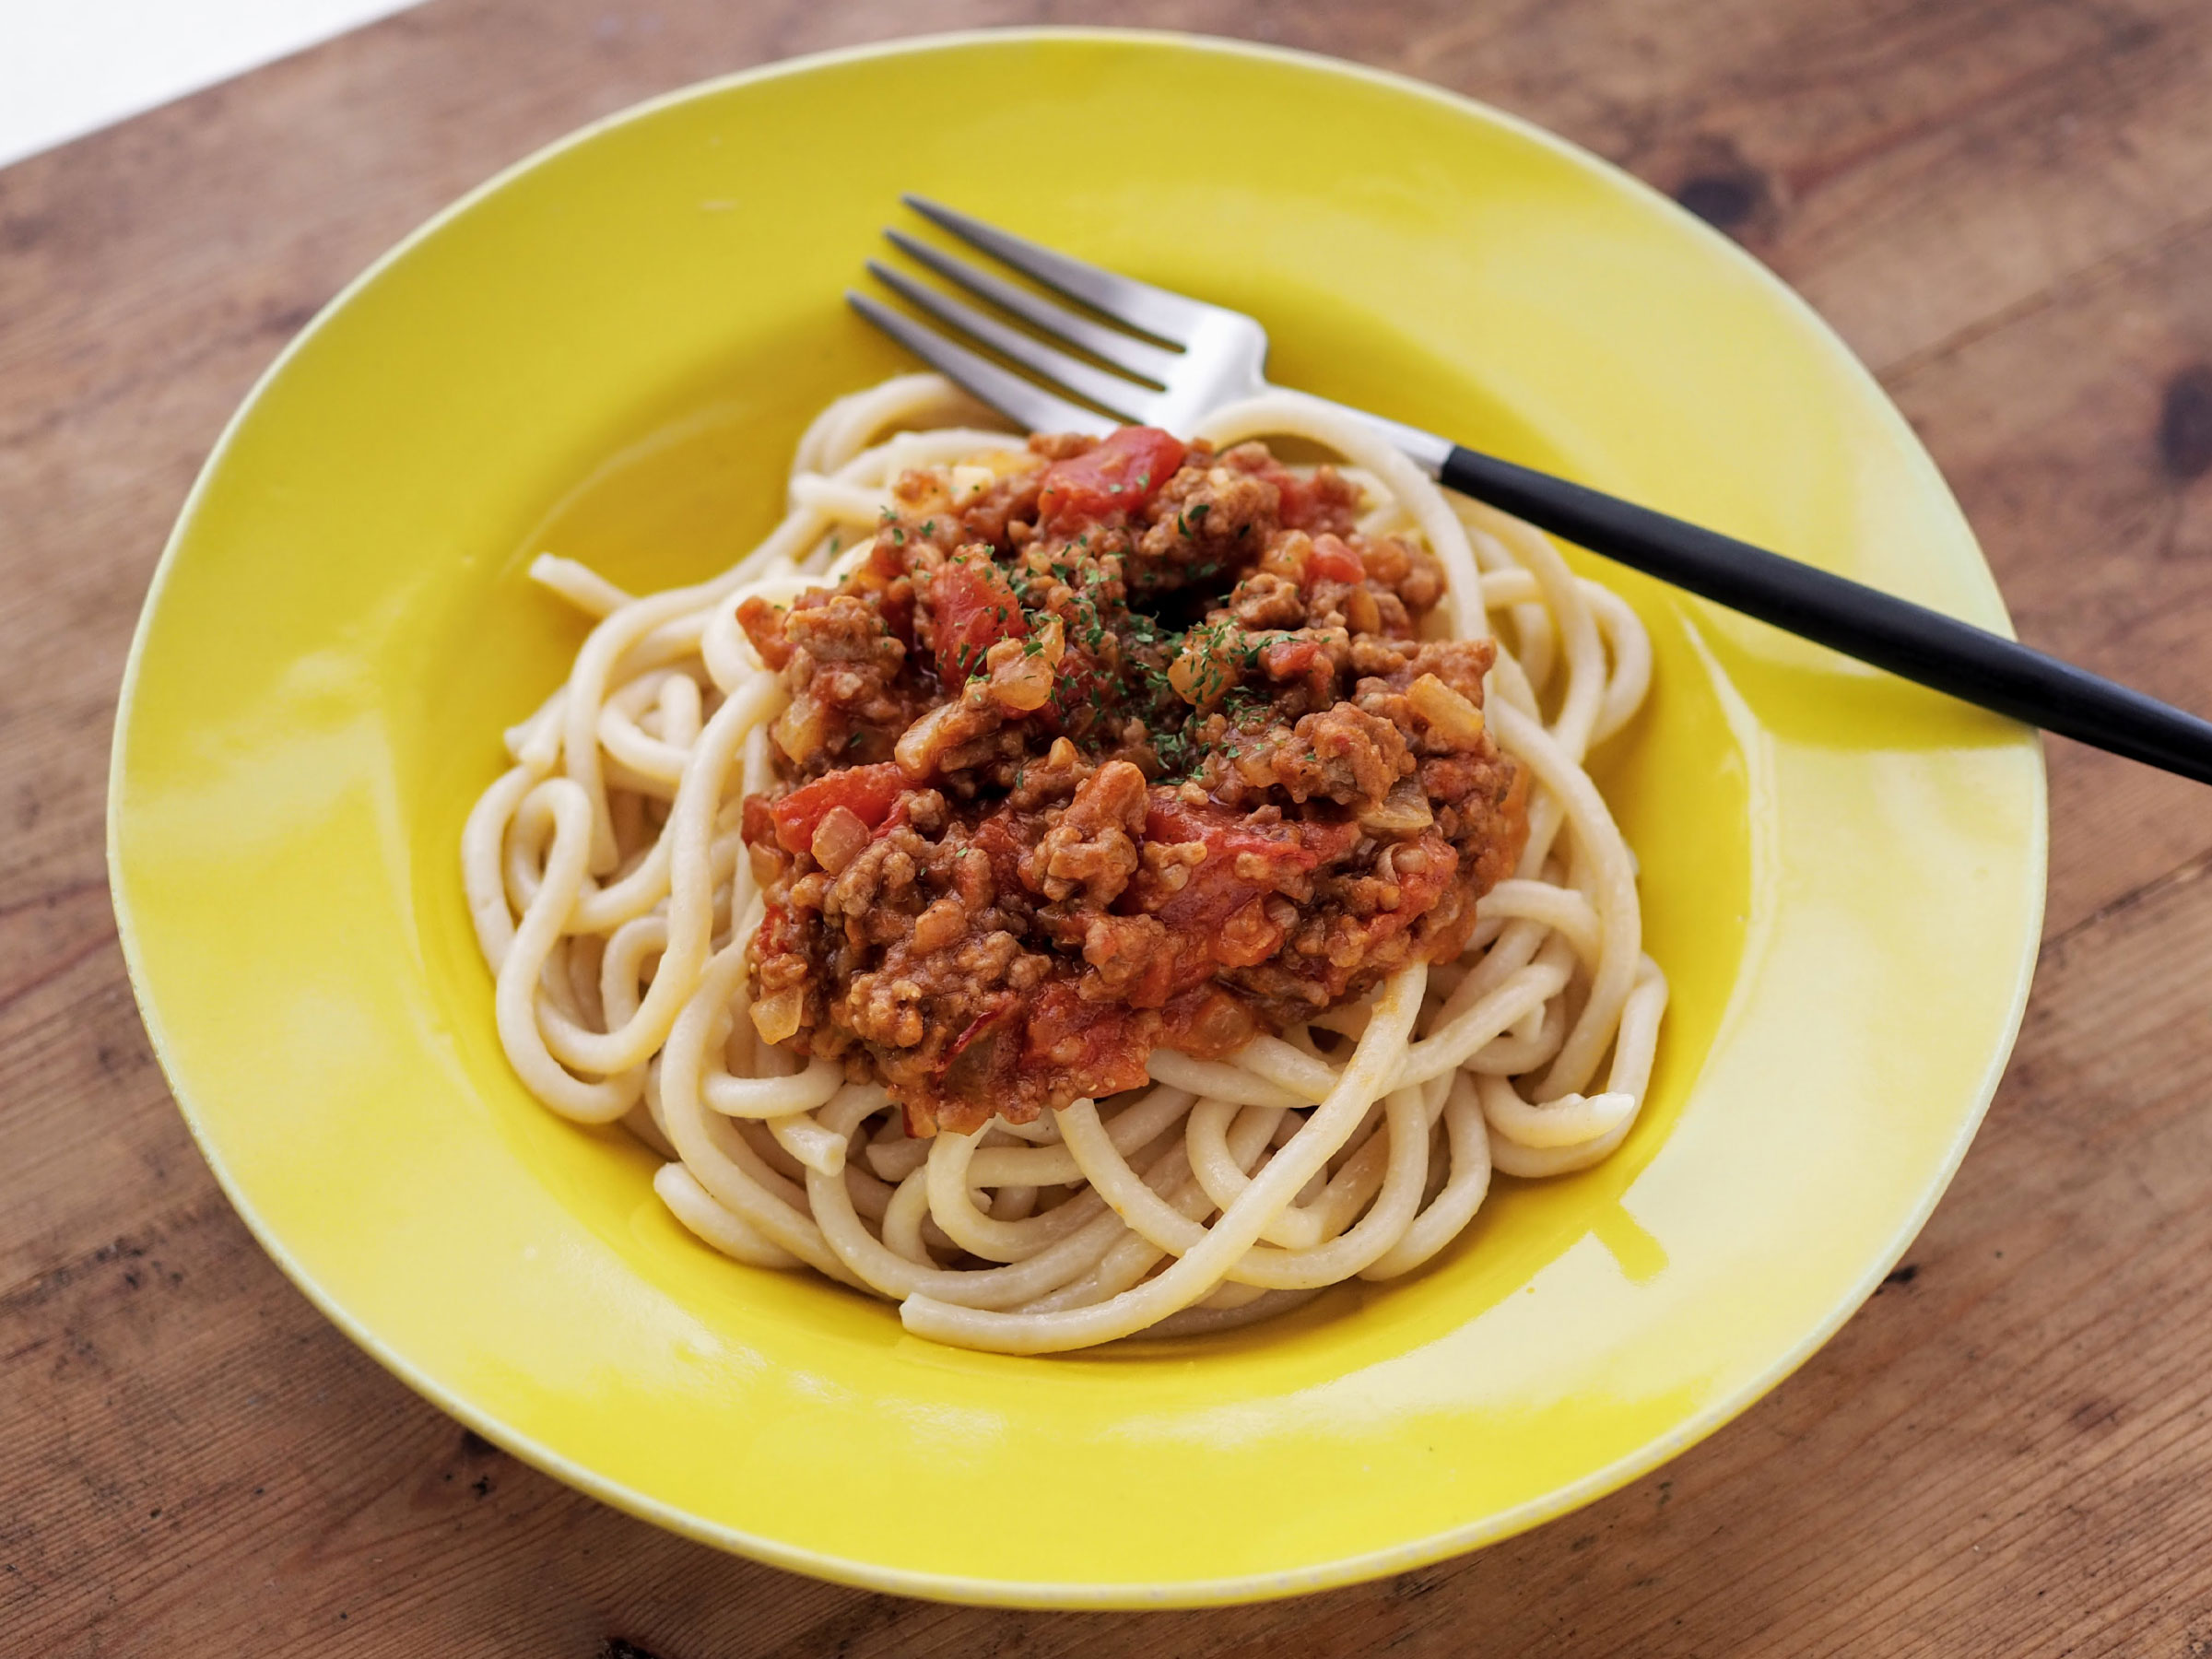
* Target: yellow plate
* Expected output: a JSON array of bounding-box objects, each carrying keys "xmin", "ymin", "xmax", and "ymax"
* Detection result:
[{"xmin": 109, "ymin": 29, "xmax": 2044, "ymax": 1606}]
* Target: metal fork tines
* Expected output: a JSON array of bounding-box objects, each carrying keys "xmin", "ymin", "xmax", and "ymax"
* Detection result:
[
  {"xmin": 849, "ymin": 195, "xmax": 1451, "ymax": 467},
  {"xmin": 849, "ymin": 194, "xmax": 1276, "ymax": 441}
]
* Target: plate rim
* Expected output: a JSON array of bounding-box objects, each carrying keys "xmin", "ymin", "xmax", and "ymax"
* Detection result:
[{"xmin": 105, "ymin": 24, "xmax": 2050, "ymax": 1608}]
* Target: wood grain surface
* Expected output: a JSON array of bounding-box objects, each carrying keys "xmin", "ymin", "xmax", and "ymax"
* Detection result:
[{"xmin": 6, "ymin": 1, "xmax": 2211, "ymax": 1652}]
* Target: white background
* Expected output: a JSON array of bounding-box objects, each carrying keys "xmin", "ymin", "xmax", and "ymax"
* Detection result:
[{"xmin": 0, "ymin": 0, "xmax": 424, "ymax": 170}]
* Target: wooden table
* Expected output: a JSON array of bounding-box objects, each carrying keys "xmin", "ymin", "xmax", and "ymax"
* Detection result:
[{"xmin": 6, "ymin": 1, "xmax": 2211, "ymax": 1651}]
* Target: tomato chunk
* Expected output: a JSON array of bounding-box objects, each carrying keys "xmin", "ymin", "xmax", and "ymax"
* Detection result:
[
  {"xmin": 1271, "ymin": 459, "xmax": 1359, "ymax": 532},
  {"xmin": 1308, "ymin": 533, "xmax": 1365, "ymax": 584},
  {"xmin": 1038, "ymin": 428, "xmax": 1186, "ymax": 525},
  {"xmin": 1258, "ymin": 636, "xmax": 1325, "ymax": 680},
  {"xmin": 771, "ymin": 762, "xmax": 908, "ymax": 854},
  {"xmin": 735, "ymin": 595, "xmax": 792, "ymax": 669},
  {"xmin": 1131, "ymin": 792, "xmax": 1359, "ymax": 986},
  {"xmin": 928, "ymin": 557, "xmax": 1027, "ymax": 682},
  {"xmin": 1020, "ymin": 981, "xmax": 1154, "ymax": 1099}
]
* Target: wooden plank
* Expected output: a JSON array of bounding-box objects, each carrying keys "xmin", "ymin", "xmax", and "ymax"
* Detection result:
[
  {"xmin": 6, "ymin": 0, "xmax": 2212, "ymax": 1651},
  {"xmin": 1888, "ymin": 216, "xmax": 2212, "ymax": 937}
]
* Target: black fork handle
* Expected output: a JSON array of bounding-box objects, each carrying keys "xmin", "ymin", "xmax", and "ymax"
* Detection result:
[{"xmin": 1440, "ymin": 445, "xmax": 2212, "ymax": 786}]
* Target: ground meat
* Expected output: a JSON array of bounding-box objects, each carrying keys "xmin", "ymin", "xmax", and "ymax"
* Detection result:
[
  {"xmin": 742, "ymin": 589, "xmax": 915, "ymax": 767},
  {"xmin": 741, "ymin": 426, "xmax": 1528, "ymax": 1135},
  {"xmin": 1269, "ymin": 704, "xmax": 1413, "ymax": 806},
  {"xmin": 1022, "ymin": 759, "xmax": 1147, "ymax": 905}
]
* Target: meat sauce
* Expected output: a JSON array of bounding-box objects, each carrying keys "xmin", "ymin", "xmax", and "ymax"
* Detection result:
[{"xmin": 738, "ymin": 428, "xmax": 1527, "ymax": 1135}]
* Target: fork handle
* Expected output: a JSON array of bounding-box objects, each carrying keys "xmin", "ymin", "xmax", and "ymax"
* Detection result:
[{"xmin": 1438, "ymin": 445, "xmax": 2212, "ymax": 785}]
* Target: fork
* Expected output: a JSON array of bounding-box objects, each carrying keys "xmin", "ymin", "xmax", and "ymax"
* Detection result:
[{"xmin": 848, "ymin": 194, "xmax": 2212, "ymax": 787}]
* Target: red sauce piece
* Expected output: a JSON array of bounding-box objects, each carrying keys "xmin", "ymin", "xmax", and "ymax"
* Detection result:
[
  {"xmin": 1267, "ymin": 456, "xmax": 1354, "ymax": 531},
  {"xmin": 1308, "ymin": 533, "xmax": 1366, "ymax": 583},
  {"xmin": 1257, "ymin": 636, "xmax": 1325, "ymax": 679},
  {"xmin": 1133, "ymin": 791, "xmax": 1359, "ymax": 991},
  {"xmin": 1020, "ymin": 981, "xmax": 1155, "ymax": 1100},
  {"xmin": 735, "ymin": 594, "xmax": 793, "ymax": 670},
  {"xmin": 934, "ymin": 994, "xmax": 1025, "ymax": 1106},
  {"xmin": 770, "ymin": 762, "xmax": 907, "ymax": 854},
  {"xmin": 1037, "ymin": 427, "xmax": 1186, "ymax": 525},
  {"xmin": 928, "ymin": 557, "xmax": 1027, "ymax": 682}
]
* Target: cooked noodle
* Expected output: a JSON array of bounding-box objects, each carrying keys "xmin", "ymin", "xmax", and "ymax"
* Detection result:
[{"xmin": 462, "ymin": 374, "xmax": 1667, "ymax": 1354}]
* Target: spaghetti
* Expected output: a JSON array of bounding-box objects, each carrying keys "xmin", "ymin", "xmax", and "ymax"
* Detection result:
[{"xmin": 463, "ymin": 374, "xmax": 1666, "ymax": 1354}]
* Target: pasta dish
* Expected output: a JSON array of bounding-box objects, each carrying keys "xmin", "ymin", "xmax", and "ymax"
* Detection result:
[{"xmin": 463, "ymin": 374, "xmax": 1666, "ymax": 1354}]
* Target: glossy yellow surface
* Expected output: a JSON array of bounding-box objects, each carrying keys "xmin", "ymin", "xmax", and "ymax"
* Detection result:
[{"xmin": 109, "ymin": 31, "xmax": 2045, "ymax": 1606}]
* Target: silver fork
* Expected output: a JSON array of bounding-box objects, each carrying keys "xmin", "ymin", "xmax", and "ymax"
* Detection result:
[
  {"xmin": 851, "ymin": 196, "xmax": 1448, "ymax": 469},
  {"xmin": 849, "ymin": 194, "xmax": 2212, "ymax": 787}
]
